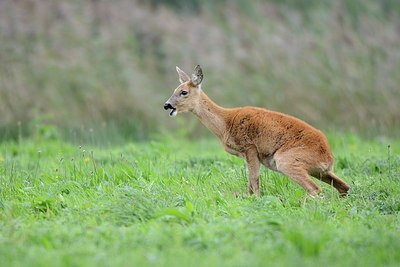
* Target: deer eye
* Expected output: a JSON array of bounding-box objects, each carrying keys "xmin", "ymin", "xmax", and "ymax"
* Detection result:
[{"xmin": 180, "ymin": 90, "xmax": 188, "ymax": 96}]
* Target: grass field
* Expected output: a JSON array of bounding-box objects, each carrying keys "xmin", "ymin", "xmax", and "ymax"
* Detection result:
[{"xmin": 0, "ymin": 133, "xmax": 400, "ymax": 267}]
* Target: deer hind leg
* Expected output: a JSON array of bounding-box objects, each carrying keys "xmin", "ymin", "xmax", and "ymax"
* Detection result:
[
  {"xmin": 279, "ymin": 166, "xmax": 322, "ymax": 196},
  {"xmin": 314, "ymin": 171, "xmax": 350, "ymax": 196},
  {"xmin": 244, "ymin": 146, "xmax": 261, "ymax": 196},
  {"xmin": 274, "ymin": 155, "xmax": 321, "ymax": 196}
]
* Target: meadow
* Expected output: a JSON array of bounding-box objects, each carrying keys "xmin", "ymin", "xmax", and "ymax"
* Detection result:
[
  {"xmin": 1, "ymin": 132, "xmax": 399, "ymax": 267},
  {"xmin": 1, "ymin": 1, "xmax": 400, "ymax": 266}
]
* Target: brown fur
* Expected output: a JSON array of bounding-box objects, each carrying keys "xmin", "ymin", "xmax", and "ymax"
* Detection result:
[{"xmin": 164, "ymin": 65, "xmax": 350, "ymax": 197}]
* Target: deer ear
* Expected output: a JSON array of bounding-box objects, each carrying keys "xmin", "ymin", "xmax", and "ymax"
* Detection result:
[
  {"xmin": 176, "ymin": 66, "xmax": 190, "ymax": 83},
  {"xmin": 191, "ymin": 65, "xmax": 203, "ymax": 86}
]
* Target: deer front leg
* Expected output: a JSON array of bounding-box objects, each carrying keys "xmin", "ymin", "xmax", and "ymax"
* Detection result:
[{"xmin": 244, "ymin": 146, "xmax": 261, "ymax": 196}]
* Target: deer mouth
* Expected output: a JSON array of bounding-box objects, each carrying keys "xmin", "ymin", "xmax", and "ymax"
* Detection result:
[
  {"xmin": 163, "ymin": 103, "xmax": 177, "ymax": 117},
  {"xmin": 169, "ymin": 108, "xmax": 177, "ymax": 117}
]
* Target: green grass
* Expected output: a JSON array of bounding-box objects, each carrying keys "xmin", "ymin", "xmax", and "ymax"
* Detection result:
[{"xmin": 1, "ymin": 133, "xmax": 400, "ymax": 267}]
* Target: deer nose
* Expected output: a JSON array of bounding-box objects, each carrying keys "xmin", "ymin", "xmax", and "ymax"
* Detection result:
[{"xmin": 164, "ymin": 102, "xmax": 173, "ymax": 110}]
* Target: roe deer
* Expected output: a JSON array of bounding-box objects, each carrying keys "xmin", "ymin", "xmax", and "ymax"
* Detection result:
[{"xmin": 164, "ymin": 65, "xmax": 350, "ymax": 197}]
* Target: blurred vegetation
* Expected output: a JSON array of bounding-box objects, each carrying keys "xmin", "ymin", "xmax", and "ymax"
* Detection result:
[{"xmin": 0, "ymin": 0, "xmax": 399, "ymax": 142}]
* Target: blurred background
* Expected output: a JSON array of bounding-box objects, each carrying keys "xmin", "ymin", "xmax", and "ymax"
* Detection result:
[{"xmin": 0, "ymin": 0, "xmax": 399, "ymax": 143}]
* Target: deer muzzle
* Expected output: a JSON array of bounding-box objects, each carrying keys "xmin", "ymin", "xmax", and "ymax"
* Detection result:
[{"xmin": 163, "ymin": 102, "xmax": 177, "ymax": 117}]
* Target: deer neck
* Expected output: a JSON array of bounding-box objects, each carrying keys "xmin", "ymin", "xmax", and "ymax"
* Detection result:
[{"xmin": 192, "ymin": 90, "xmax": 228, "ymax": 139}]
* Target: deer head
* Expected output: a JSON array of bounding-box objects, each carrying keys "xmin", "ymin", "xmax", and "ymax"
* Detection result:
[{"xmin": 164, "ymin": 65, "xmax": 203, "ymax": 117}]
